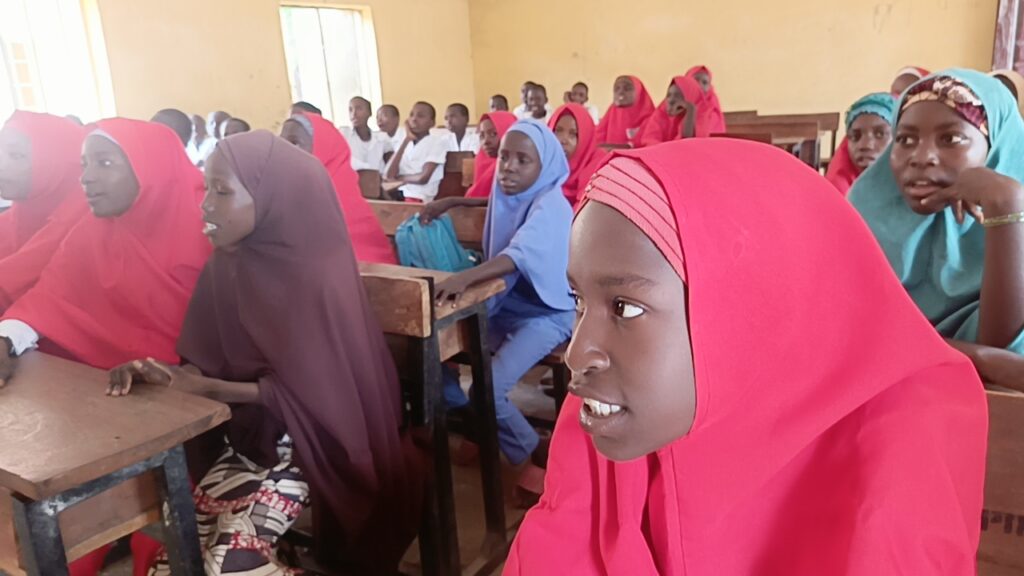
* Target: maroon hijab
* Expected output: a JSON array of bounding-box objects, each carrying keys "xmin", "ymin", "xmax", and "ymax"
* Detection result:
[{"xmin": 177, "ymin": 131, "xmax": 418, "ymax": 572}]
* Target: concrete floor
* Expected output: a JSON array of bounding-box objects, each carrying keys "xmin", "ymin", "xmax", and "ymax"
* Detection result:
[{"xmin": 101, "ymin": 368, "xmax": 558, "ymax": 576}]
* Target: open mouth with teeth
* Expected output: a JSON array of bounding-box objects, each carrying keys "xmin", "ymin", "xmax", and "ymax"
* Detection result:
[
  {"xmin": 203, "ymin": 222, "xmax": 219, "ymax": 235},
  {"xmin": 581, "ymin": 397, "xmax": 624, "ymax": 417}
]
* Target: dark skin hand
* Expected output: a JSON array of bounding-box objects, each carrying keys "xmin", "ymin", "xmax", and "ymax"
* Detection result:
[
  {"xmin": 947, "ymin": 339, "xmax": 1024, "ymax": 392},
  {"xmin": 107, "ymin": 358, "xmax": 260, "ymax": 404},
  {"xmin": 418, "ymin": 196, "xmax": 488, "ymax": 225},
  {"xmin": 434, "ymin": 254, "xmax": 516, "ymax": 308},
  {"xmin": 921, "ymin": 168, "xmax": 1024, "ymax": 348},
  {"xmin": 0, "ymin": 338, "xmax": 15, "ymax": 388},
  {"xmin": 678, "ymin": 100, "xmax": 696, "ymax": 138}
]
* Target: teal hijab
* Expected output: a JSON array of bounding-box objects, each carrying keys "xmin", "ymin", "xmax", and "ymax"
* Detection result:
[
  {"xmin": 845, "ymin": 92, "xmax": 897, "ymax": 131},
  {"xmin": 849, "ymin": 68, "xmax": 1024, "ymax": 351}
]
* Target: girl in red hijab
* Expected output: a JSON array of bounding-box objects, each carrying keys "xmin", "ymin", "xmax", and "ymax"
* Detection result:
[
  {"xmin": 826, "ymin": 67, "xmax": 930, "ymax": 196},
  {"xmin": 549, "ymin": 103, "xmax": 606, "ymax": 206},
  {"xmin": 0, "ymin": 112, "xmax": 89, "ymax": 309},
  {"xmin": 280, "ymin": 112, "xmax": 396, "ymax": 264},
  {"xmin": 637, "ymin": 76, "xmax": 712, "ymax": 147},
  {"xmin": 505, "ymin": 139, "xmax": 987, "ymax": 575},
  {"xmin": 594, "ymin": 76, "xmax": 655, "ymax": 147},
  {"xmin": 0, "ymin": 119, "xmax": 211, "ymax": 576},
  {"xmin": 466, "ymin": 111, "xmax": 517, "ymax": 198},
  {"xmin": 686, "ymin": 65, "xmax": 727, "ymax": 133}
]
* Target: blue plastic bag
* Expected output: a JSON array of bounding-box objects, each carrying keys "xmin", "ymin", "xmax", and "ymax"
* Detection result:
[{"xmin": 395, "ymin": 214, "xmax": 479, "ymax": 272}]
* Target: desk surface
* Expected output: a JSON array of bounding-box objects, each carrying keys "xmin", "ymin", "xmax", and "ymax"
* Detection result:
[
  {"xmin": 360, "ymin": 262, "xmax": 505, "ymax": 324},
  {"xmin": 0, "ymin": 353, "xmax": 230, "ymax": 500}
]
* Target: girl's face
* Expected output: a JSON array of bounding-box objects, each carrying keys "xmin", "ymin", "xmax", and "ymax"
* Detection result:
[
  {"xmin": 497, "ymin": 131, "xmax": 541, "ymax": 195},
  {"xmin": 201, "ymin": 149, "xmax": 256, "ymax": 251},
  {"xmin": 613, "ymin": 77, "xmax": 636, "ymax": 108},
  {"xmin": 480, "ymin": 118, "xmax": 500, "ymax": 158},
  {"xmin": 890, "ymin": 101, "xmax": 989, "ymax": 215},
  {"xmin": 567, "ymin": 201, "xmax": 696, "ymax": 462},
  {"xmin": 80, "ymin": 135, "xmax": 140, "ymax": 218},
  {"xmin": 847, "ymin": 113, "xmax": 892, "ymax": 170},
  {"xmin": 554, "ymin": 113, "xmax": 579, "ymax": 160},
  {"xmin": 693, "ymin": 72, "xmax": 712, "ymax": 93},
  {"xmin": 666, "ymin": 84, "xmax": 687, "ymax": 117},
  {"xmin": 0, "ymin": 128, "xmax": 31, "ymax": 201}
]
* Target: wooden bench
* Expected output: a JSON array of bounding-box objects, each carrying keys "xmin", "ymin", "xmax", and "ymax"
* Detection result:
[
  {"xmin": 437, "ymin": 152, "xmax": 476, "ymax": 200},
  {"xmin": 726, "ymin": 121, "xmax": 821, "ymax": 168},
  {"xmin": 723, "ymin": 110, "xmax": 759, "ymax": 124},
  {"xmin": 711, "ymin": 132, "xmax": 773, "ymax": 144},
  {"xmin": 369, "ymin": 199, "xmax": 487, "ymax": 252},
  {"xmin": 0, "ymin": 353, "xmax": 229, "ymax": 576},
  {"xmin": 979, "ymin": 390, "xmax": 1024, "ymax": 574},
  {"xmin": 730, "ymin": 112, "xmax": 841, "ymax": 159}
]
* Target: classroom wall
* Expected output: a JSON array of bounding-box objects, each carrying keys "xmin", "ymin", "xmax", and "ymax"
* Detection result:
[
  {"xmin": 467, "ymin": 0, "xmax": 998, "ymax": 123},
  {"xmin": 94, "ymin": 0, "xmax": 477, "ymax": 130}
]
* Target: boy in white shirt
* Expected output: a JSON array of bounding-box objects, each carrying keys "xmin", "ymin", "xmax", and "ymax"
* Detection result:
[
  {"xmin": 566, "ymin": 82, "xmax": 601, "ymax": 123},
  {"xmin": 344, "ymin": 97, "xmax": 393, "ymax": 172},
  {"xmin": 444, "ymin": 103, "xmax": 480, "ymax": 154},
  {"xmin": 490, "ymin": 94, "xmax": 510, "ymax": 112},
  {"xmin": 376, "ymin": 104, "xmax": 406, "ymax": 157},
  {"xmin": 524, "ymin": 84, "xmax": 551, "ymax": 124},
  {"xmin": 513, "ymin": 81, "xmax": 552, "ymax": 120},
  {"xmin": 384, "ymin": 102, "xmax": 447, "ymax": 203}
]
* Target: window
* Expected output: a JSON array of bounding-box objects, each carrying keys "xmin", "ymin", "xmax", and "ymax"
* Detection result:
[
  {"xmin": 0, "ymin": 0, "xmax": 114, "ymax": 122},
  {"xmin": 279, "ymin": 5, "xmax": 384, "ymax": 125}
]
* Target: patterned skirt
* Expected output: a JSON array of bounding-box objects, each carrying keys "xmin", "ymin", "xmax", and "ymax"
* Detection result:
[{"xmin": 150, "ymin": 436, "xmax": 310, "ymax": 576}]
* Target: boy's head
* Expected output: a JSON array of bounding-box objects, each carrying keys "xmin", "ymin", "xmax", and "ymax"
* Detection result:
[
  {"xmin": 349, "ymin": 97, "xmax": 372, "ymax": 128},
  {"xmin": 291, "ymin": 101, "xmax": 322, "ymax": 117},
  {"xmin": 221, "ymin": 118, "xmax": 251, "ymax": 138},
  {"xmin": 150, "ymin": 108, "xmax": 192, "ymax": 146},
  {"xmin": 408, "ymin": 101, "xmax": 436, "ymax": 136},
  {"xmin": 376, "ymin": 104, "xmax": 401, "ymax": 135},
  {"xmin": 570, "ymin": 82, "xmax": 589, "ymax": 105},
  {"xmin": 445, "ymin": 103, "xmax": 470, "ymax": 134},
  {"xmin": 521, "ymin": 81, "xmax": 538, "ymax": 105},
  {"xmin": 490, "ymin": 94, "xmax": 509, "ymax": 112},
  {"xmin": 527, "ymin": 85, "xmax": 548, "ymax": 118}
]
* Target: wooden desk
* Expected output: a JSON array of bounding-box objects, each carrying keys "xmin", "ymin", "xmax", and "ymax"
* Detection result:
[
  {"xmin": 726, "ymin": 121, "xmax": 821, "ymax": 168},
  {"xmin": 438, "ymin": 152, "xmax": 475, "ymax": 200},
  {"xmin": 357, "ymin": 170, "xmax": 382, "ymax": 200},
  {"xmin": 980, "ymin": 390, "xmax": 1024, "ymax": 575},
  {"xmin": 359, "ymin": 264, "xmax": 506, "ymax": 576},
  {"xmin": 0, "ymin": 353, "xmax": 229, "ymax": 576}
]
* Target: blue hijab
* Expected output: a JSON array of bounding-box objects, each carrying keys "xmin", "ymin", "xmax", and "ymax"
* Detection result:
[
  {"xmin": 483, "ymin": 119, "xmax": 574, "ymax": 311},
  {"xmin": 849, "ymin": 68, "xmax": 1024, "ymax": 351},
  {"xmin": 845, "ymin": 92, "xmax": 897, "ymax": 131}
]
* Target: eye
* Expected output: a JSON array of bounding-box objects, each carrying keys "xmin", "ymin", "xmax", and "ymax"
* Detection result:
[
  {"xmin": 894, "ymin": 134, "xmax": 916, "ymax": 146},
  {"xmin": 942, "ymin": 133, "xmax": 968, "ymax": 145},
  {"xmin": 100, "ymin": 159, "xmax": 113, "ymax": 167},
  {"xmin": 614, "ymin": 299, "xmax": 645, "ymax": 319}
]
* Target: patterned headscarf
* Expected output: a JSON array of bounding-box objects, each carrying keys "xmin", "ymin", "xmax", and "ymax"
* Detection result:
[{"xmin": 902, "ymin": 75, "xmax": 989, "ymax": 138}]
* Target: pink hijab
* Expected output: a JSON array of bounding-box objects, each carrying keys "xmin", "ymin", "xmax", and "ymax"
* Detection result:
[
  {"xmin": 549, "ymin": 103, "xmax": 606, "ymax": 206},
  {"xmin": 638, "ymin": 76, "xmax": 712, "ymax": 147},
  {"xmin": 505, "ymin": 139, "xmax": 987, "ymax": 575},
  {"xmin": 686, "ymin": 65, "xmax": 727, "ymax": 133},
  {"xmin": 594, "ymin": 76, "xmax": 656, "ymax": 147}
]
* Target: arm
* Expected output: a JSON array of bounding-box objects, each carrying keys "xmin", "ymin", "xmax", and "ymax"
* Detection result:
[
  {"xmin": 385, "ymin": 137, "xmax": 411, "ymax": 181},
  {"xmin": 435, "ymin": 254, "xmax": 516, "ymax": 306},
  {"xmin": 107, "ymin": 359, "xmax": 261, "ymax": 404},
  {"xmin": 680, "ymin": 102, "xmax": 696, "ymax": 139},
  {"xmin": 946, "ymin": 338, "xmax": 1024, "ymax": 392},
  {"xmin": 419, "ymin": 196, "xmax": 489, "ymax": 224},
  {"xmin": 978, "ymin": 185, "xmax": 1024, "ymax": 348},
  {"xmin": 397, "ymin": 161, "xmax": 440, "ymax": 186}
]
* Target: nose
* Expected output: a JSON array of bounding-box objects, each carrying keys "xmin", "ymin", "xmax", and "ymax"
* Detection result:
[
  {"xmin": 80, "ymin": 163, "xmax": 96, "ymax": 186},
  {"xmin": 564, "ymin": 311, "xmax": 610, "ymax": 379},
  {"xmin": 908, "ymin": 139, "xmax": 939, "ymax": 168}
]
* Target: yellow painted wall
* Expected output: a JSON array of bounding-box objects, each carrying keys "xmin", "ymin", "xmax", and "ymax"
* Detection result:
[
  {"xmin": 468, "ymin": 0, "xmax": 998, "ymax": 122},
  {"xmin": 94, "ymin": 0, "xmax": 476, "ymax": 130}
]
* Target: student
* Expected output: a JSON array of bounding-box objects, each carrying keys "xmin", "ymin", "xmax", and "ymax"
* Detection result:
[
  {"xmin": 991, "ymin": 69, "xmax": 1024, "ymax": 117},
  {"xmin": 549, "ymin": 103, "xmax": 604, "ymax": 206},
  {"xmin": 465, "ymin": 111, "xmax": 517, "ymax": 198},
  {"xmin": 187, "ymin": 113, "xmax": 215, "ymax": 166},
  {"xmin": 594, "ymin": 75, "xmax": 655, "ymax": 147},
  {"xmin": 291, "ymin": 100, "xmax": 323, "ymax": 116},
  {"xmin": 206, "ymin": 110, "xmax": 231, "ymax": 142},
  {"xmin": 563, "ymin": 82, "xmax": 601, "ymax": 123},
  {"xmin": 637, "ymin": 76, "xmax": 711, "ymax": 147},
  {"xmin": 344, "ymin": 96, "xmax": 393, "ymax": 172},
  {"xmin": 524, "ymin": 84, "xmax": 551, "ymax": 124},
  {"xmin": 150, "ymin": 108, "xmax": 193, "ymax": 146},
  {"xmin": 0, "ymin": 112, "xmax": 88, "ymax": 309},
  {"xmin": 490, "ymin": 94, "xmax": 510, "ymax": 112},
  {"xmin": 376, "ymin": 104, "xmax": 406, "ymax": 154},
  {"xmin": 513, "ymin": 81, "xmax": 538, "ymax": 119},
  {"xmin": 111, "ymin": 131, "xmax": 419, "ymax": 576},
  {"xmin": 384, "ymin": 102, "xmax": 448, "ymax": 203},
  {"xmin": 280, "ymin": 113, "xmax": 396, "ymax": 263},
  {"xmin": 686, "ymin": 65, "xmax": 727, "ymax": 133},
  {"xmin": 514, "ymin": 81, "xmax": 554, "ymax": 120},
  {"xmin": 850, "ymin": 69, "xmax": 1024, "ymax": 389},
  {"xmin": 505, "ymin": 139, "xmax": 987, "ymax": 575},
  {"xmin": 444, "ymin": 103, "xmax": 480, "ymax": 153},
  {"xmin": 0, "ymin": 118, "xmax": 211, "ymax": 576},
  {"xmin": 220, "ymin": 117, "xmax": 250, "ymax": 137},
  {"xmin": 824, "ymin": 93, "xmax": 897, "ymax": 196},
  {"xmin": 423, "ymin": 119, "xmax": 574, "ymax": 502},
  {"xmin": 891, "ymin": 66, "xmax": 930, "ymax": 95}
]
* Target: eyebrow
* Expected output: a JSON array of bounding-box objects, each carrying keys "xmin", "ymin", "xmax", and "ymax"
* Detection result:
[{"xmin": 596, "ymin": 273, "xmax": 656, "ymax": 289}]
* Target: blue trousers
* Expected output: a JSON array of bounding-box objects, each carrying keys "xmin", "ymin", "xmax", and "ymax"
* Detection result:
[{"xmin": 444, "ymin": 299, "xmax": 574, "ymax": 465}]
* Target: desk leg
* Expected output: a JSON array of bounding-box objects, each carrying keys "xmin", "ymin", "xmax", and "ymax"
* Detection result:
[
  {"xmin": 415, "ymin": 334, "xmax": 460, "ymax": 576},
  {"xmin": 467, "ymin": 309, "xmax": 507, "ymax": 555},
  {"xmin": 12, "ymin": 497, "xmax": 67, "ymax": 576},
  {"xmin": 153, "ymin": 445, "xmax": 204, "ymax": 575}
]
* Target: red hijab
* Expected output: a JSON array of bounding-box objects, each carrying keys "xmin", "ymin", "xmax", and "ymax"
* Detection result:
[
  {"xmin": 594, "ymin": 76, "xmax": 656, "ymax": 147},
  {"xmin": 0, "ymin": 112, "xmax": 90, "ymax": 309},
  {"xmin": 826, "ymin": 67, "xmax": 932, "ymax": 196},
  {"xmin": 179, "ymin": 132, "xmax": 419, "ymax": 572},
  {"xmin": 549, "ymin": 104, "xmax": 606, "ymax": 206},
  {"xmin": 638, "ymin": 76, "xmax": 711, "ymax": 147},
  {"xmin": 300, "ymin": 112, "xmax": 396, "ymax": 264},
  {"xmin": 3, "ymin": 119, "xmax": 211, "ymax": 369},
  {"xmin": 466, "ymin": 111, "xmax": 517, "ymax": 198},
  {"xmin": 685, "ymin": 65, "xmax": 727, "ymax": 133},
  {"xmin": 506, "ymin": 139, "xmax": 986, "ymax": 575}
]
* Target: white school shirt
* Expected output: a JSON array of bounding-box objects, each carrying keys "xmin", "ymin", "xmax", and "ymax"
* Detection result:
[
  {"xmin": 343, "ymin": 128, "xmax": 393, "ymax": 172},
  {"xmin": 444, "ymin": 131, "xmax": 480, "ymax": 154},
  {"xmin": 395, "ymin": 134, "xmax": 448, "ymax": 202},
  {"xmin": 584, "ymin": 103, "xmax": 601, "ymax": 124},
  {"xmin": 0, "ymin": 319, "xmax": 38, "ymax": 356},
  {"xmin": 513, "ymin": 103, "xmax": 553, "ymax": 120},
  {"xmin": 186, "ymin": 136, "xmax": 217, "ymax": 168}
]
